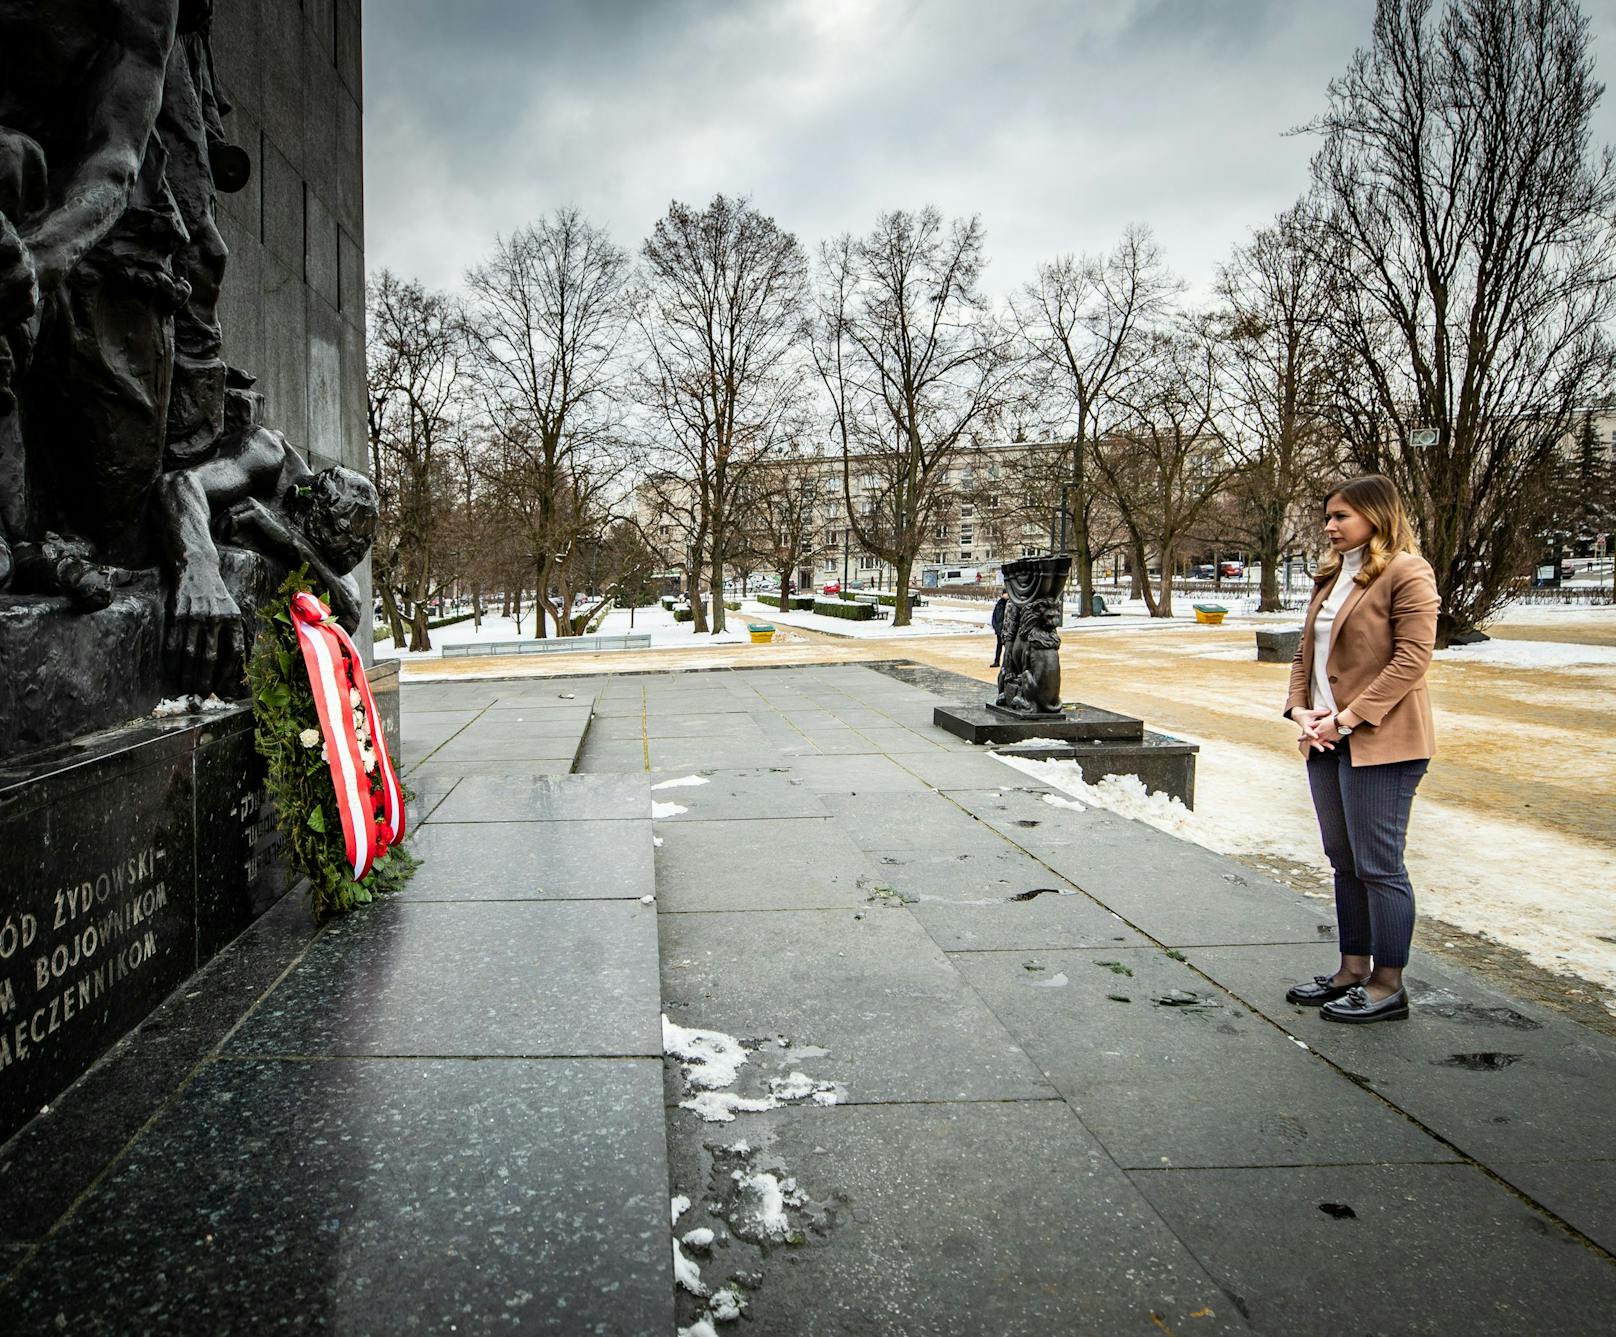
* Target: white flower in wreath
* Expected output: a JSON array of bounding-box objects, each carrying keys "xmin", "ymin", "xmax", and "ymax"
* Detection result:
[
  {"xmin": 349, "ymin": 687, "xmax": 362, "ymax": 708},
  {"xmin": 319, "ymin": 743, "xmax": 329, "ymax": 763},
  {"xmin": 360, "ymin": 747, "xmax": 377, "ymax": 774},
  {"xmin": 352, "ymin": 707, "xmax": 368, "ymax": 736},
  {"xmin": 299, "ymin": 727, "xmax": 321, "ymax": 749}
]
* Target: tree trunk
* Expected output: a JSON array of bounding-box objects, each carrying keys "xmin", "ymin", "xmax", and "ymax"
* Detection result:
[
  {"xmin": 709, "ymin": 536, "xmax": 726, "ymax": 634},
  {"xmin": 1131, "ymin": 539, "xmax": 1158, "ymax": 616},
  {"xmin": 379, "ymin": 579, "xmax": 408, "ymax": 648},
  {"xmin": 471, "ymin": 586, "xmax": 483, "ymax": 630},
  {"xmin": 1156, "ymin": 560, "xmax": 1173, "ymax": 618},
  {"xmin": 534, "ymin": 559, "xmax": 554, "ymax": 639},
  {"xmin": 1072, "ymin": 443, "xmax": 1092, "ymax": 617},
  {"xmin": 893, "ymin": 553, "xmax": 914, "ymax": 627},
  {"xmin": 1257, "ymin": 525, "xmax": 1282, "ymax": 612},
  {"xmin": 408, "ymin": 600, "xmax": 431, "ymax": 652}
]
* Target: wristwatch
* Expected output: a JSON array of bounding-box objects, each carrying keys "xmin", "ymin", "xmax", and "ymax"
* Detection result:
[{"xmin": 1333, "ymin": 713, "xmax": 1353, "ymax": 736}]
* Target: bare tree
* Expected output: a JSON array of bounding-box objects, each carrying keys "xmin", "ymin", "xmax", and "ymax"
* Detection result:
[
  {"xmin": 1213, "ymin": 206, "xmax": 1342, "ymax": 609},
  {"xmin": 366, "ymin": 270, "xmax": 468, "ymax": 651},
  {"xmin": 815, "ymin": 209, "xmax": 1012, "ymax": 626},
  {"xmin": 638, "ymin": 195, "xmax": 808, "ymax": 633},
  {"xmin": 1307, "ymin": 0, "xmax": 1616, "ymax": 643},
  {"xmin": 1093, "ymin": 323, "xmax": 1234, "ymax": 617},
  {"xmin": 1013, "ymin": 226, "xmax": 1181, "ymax": 615},
  {"xmin": 464, "ymin": 208, "xmax": 632, "ymax": 637},
  {"xmin": 734, "ymin": 437, "xmax": 825, "ymax": 604}
]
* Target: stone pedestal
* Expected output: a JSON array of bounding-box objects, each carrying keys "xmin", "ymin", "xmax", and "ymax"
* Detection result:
[
  {"xmin": 933, "ymin": 700, "xmax": 1199, "ymax": 809},
  {"xmin": 0, "ymin": 656, "xmax": 402, "ymax": 1145},
  {"xmin": 934, "ymin": 702, "xmax": 1145, "ymax": 746},
  {"xmin": 0, "ymin": 548, "xmax": 283, "ymax": 760},
  {"xmin": 1255, "ymin": 628, "xmax": 1303, "ymax": 663}
]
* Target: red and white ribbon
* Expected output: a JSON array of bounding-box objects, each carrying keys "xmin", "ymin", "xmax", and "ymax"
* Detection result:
[{"xmin": 290, "ymin": 591, "xmax": 406, "ymax": 881}]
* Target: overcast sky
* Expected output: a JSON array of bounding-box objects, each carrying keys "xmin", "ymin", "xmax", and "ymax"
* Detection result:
[{"xmin": 363, "ymin": 0, "xmax": 1616, "ymax": 302}]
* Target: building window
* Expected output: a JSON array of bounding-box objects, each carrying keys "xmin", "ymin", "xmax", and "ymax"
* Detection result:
[
  {"xmin": 960, "ymin": 504, "xmax": 974, "ymax": 518},
  {"xmin": 934, "ymin": 525, "xmax": 947, "ymax": 539},
  {"xmin": 959, "ymin": 525, "xmax": 973, "ymax": 545}
]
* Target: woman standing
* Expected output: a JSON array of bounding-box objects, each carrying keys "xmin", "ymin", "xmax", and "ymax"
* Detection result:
[{"xmin": 1284, "ymin": 475, "xmax": 1440, "ymax": 1024}]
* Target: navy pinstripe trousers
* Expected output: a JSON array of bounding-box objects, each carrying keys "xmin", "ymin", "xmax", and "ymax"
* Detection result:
[{"xmin": 1306, "ymin": 739, "xmax": 1427, "ymax": 968}]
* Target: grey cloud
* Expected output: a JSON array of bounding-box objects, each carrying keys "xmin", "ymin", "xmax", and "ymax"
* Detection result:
[{"xmin": 361, "ymin": 0, "xmax": 1616, "ymax": 300}]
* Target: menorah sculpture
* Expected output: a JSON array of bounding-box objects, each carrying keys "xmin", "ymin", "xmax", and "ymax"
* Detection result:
[{"xmin": 989, "ymin": 554, "xmax": 1072, "ymax": 719}]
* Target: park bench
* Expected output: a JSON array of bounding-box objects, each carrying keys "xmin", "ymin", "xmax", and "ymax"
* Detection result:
[{"xmin": 441, "ymin": 633, "xmax": 653, "ymax": 657}]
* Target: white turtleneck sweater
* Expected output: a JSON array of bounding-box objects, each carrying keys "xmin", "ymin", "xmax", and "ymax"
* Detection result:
[{"xmin": 1311, "ymin": 545, "xmax": 1366, "ymax": 715}]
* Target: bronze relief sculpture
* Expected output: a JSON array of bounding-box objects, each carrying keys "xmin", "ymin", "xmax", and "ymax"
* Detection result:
[{"xmin": 0, "ymin": 1, "xmax": 374, "ymax": 745}]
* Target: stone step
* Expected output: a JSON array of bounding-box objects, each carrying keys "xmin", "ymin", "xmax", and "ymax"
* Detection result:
[{"xmin": 2, "ymin": 724, "xmax": 675, "ymax": 1333}]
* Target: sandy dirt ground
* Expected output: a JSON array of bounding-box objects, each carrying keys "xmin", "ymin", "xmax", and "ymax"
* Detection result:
[{"xmin": 401, "ymin": 605, "xmax": 1616, "ymax": 1030}]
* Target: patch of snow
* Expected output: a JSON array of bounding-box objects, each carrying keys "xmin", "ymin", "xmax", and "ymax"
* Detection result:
[
  {"xmin": 1040, "ymin": 792, "xmax": 1086, "ymax": 812},
  {"xmin": 671, "ymin": 1194, "xmax": 690, "ymax": 1225},
  {"xmin": 999, "ymin": 756, "xmax": 1194, "ymax": 834},
  {"xmin": 768, "ymin": 1071, "xmax": 836, "ymax": 1102},
  {"xmin": 680, "ymin": 1091, "xmax": 780, "ymax": 1123},
  {"xmin": 678, "ymin": 1321, "xmax": 720, "ymax": 1337},
  {"xmin": 709, "ymin": 1287, "xmax": 746, "ymax": 1322},
  {"xmin": 654, "ymin": 835, "xmax": 664, "ymax": 847},
  {"xmin": 652, "ymin": 801, "xmax": 688, "ymax": 820},
  {"xmin": 640, "ymin": 894, "xmax": 655, "ymax": 905},
  {"xmin": 1008, "ymin": 736, "xmax": 1071, "ymax": 748},
  {"xmin": 653, "ymin": 774, "xmax": 711, "ymax": 790},
  {"xmin": 672, "ymin": 1238, "xmax": 707, "ymax": 1296},
  {"xmin": 1433, "ymin": 638, "xmax": 1616, "ymax": 670},
  {"xmin": 735, "ymin": 1172, "xmax": 793, "ymax": 1241},
  {"xmin": 810, "ymin": 1090, "xmax": 839, "ymax": 1106},
  {"xmin": 680, "ymin": 1227, "xmax": 715, "ymax": 1250},
  {"xmin": 152, "ymin": 694, "xmax": 236, "ymax": 717},
  {"xmin": 1027, "ymin": 972, "xmax": 1071, "ymax": 988},
  {"xmin": 663, "ymin": 1015, "xmax": 750, "ymax": 1090}
]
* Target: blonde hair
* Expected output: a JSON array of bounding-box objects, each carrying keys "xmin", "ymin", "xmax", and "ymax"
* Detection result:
[{"xmin": 1316, "ymin": 474, "xmax": 1419, "ymax": 588}]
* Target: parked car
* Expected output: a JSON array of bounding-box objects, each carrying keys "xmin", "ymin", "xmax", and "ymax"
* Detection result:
[
  {"xmin": 822, "ymin": 581, "xmax": 841, "ymax": 595},
  {"xmin": 1191, "ymin": 564, "xmax": 1215, "ymax": 579},
  {"xmin": 1220, "ymin": 561, "xmax": 1244, "ymax": 578}
]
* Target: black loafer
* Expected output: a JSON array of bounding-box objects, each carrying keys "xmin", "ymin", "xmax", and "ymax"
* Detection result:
[
  {"xmin": 1285, "ymin": 974, "xmax": 1366, "ymax": 1006},
  {"xmin": 1321, "ymin": 985, "xmax": 1409, "ymax": 1024}
]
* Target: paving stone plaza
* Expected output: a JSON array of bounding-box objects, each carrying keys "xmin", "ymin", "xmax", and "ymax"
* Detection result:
[{"xmin": 3, "ymin": 662, "xmax": 1614, "ymax": 1333}]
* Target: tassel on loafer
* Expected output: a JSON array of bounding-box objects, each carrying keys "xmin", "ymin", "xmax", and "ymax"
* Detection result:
[
  {"xmin": 1285, "ymin": 974, "xmax": 1367, "ymax": 1006},
  {"xmin": 1321, "ymin": 985, "xmax": 1409, "ymax": 1024}
]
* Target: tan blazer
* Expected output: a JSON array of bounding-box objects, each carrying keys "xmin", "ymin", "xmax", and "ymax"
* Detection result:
[{"xmin": 1285, "ymin": 551, "xmax": 1440, "ymax": 765}]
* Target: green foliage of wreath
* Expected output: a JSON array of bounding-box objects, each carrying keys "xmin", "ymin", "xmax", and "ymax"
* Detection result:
[{"xmin": 247, "ymin": 568, "xmax": 418, "ymax": 919}]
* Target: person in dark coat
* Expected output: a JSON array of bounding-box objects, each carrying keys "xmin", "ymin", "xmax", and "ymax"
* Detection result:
[{"xmin": 990, "ymin": 591, "xmax": 1008, "ymax": 666}]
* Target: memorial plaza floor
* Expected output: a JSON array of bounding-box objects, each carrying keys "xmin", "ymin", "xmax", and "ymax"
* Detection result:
[{"xmin": 3, "ymin": 661, "xmax": 1615, "ymax": 1334}]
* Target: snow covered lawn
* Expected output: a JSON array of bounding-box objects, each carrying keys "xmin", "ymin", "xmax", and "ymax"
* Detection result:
[{"xmin": 375, "ymin": 604, "xmax": 747, "ymax": 658}]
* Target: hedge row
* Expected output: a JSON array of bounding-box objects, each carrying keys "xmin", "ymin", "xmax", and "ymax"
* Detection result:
[
  {"xmin": 672, "ymin": 606, "xmax": 694, "ymax": 623},
  {"xmin": 813, "ymin": 599, "xmax": 875, "ymax": 620},
  {"xmin": 373, "ymin": 609, "xmax": 479, "ymax": 644},
  {"xmin": 837, "ymin": 590, "xmax": 923, "ymax": 607},
  {"xmin": 758, "ymin": 594, "xmax": 816, "ymax": 611}
]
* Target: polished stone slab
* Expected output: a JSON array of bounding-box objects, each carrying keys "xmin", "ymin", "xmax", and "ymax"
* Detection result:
[
  {"xmin": 398, "ymin": 820, "xmax": 652, "ymax": 902},
  {"xmin": 1184, "ymin": 943, "xmax": 1616, "ymax": 1163},
  {"xmin": 1026, "ymin": 812, "xmax": 1336, "ymax": 946},
  {"xmin": 424, "ymin": 735, "xmax": 583, "ymax": 764},
  {"xmin": 5, "ymin": 1057, "xmax": 672, "ymax": 1336},
  {"xmin": 404, "ymin": 773, "xmax": 460, "ymax": 825},
  {"xmin": 647, "ymin": 769, "xmax": 828, "ymax": 822},
  {"xmin": 665, "ymin": 1102, "xmax": 1246, "ymax": 1335},
  {"xmin": 574, "ymin": 738, "xmax": 651, "ymax": 773},
  {"xmin": 911, "ymin": 887, "xmax": 1148, "ymax": 951},
  {"xmin": 411, "ymin": 758, "xmax": 575, "ymax": 782},
  {"xmin": 0, "ymin": 889, "xmax": 320, "ymax": 1240},
  {"xmin": 660, "ymin": 908, "xmax": 1055, "ymax": 1103},
  {"xmin": 842, "ymin": 725, "xmax": 951, "ymax": 754},
  {"xmin": 888, "ymin": 748, "xmax": 1023, "ymax": 789},
  {"xmin": 1488, "ymin": 1160, "xmax": 1616, "ymax": 1254},
  {"xmin": 228, "ymin": 901, "xmax": 660, "ymax": 1058},
  {"xmin": 782, "ymin": 753, "xmax": 934, "ymax": 794},
  {"xmin": 654, "ymin": 818, "xmax": 867, "ymax": 912},
  {"xmin": 933, "ymin": 701, "xmax": 1145, "ymax": 745},
  {"xmin": 428, "ymin": 773, "xmax": 648, "ymax": 823},
  {"xmin": 856, "ymin": 843, "xmax": 1081, "ymax": 904},
  {"xmin": 1128, "ymin": 1163, "xmax": 1616, "ymax": 1335},
  {"xmin": 819, "ymin": 791, "xmax": 1009, "ymax": 854},
  {"xmin": 642, "ymin": 712, "xmax": 773, "ymax": 739},
  {"xmin": 646, "ymin": 738, "xmax": 788, "ymax": 772},
  {"xmin": 953, "ymin": 947, "xmax": 1451, "ymax": 1169}
]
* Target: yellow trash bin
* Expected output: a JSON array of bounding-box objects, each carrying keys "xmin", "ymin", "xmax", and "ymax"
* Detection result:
[{"xmin": 748, "ymin": 623, "xmax": 775, "ymax": 644}]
